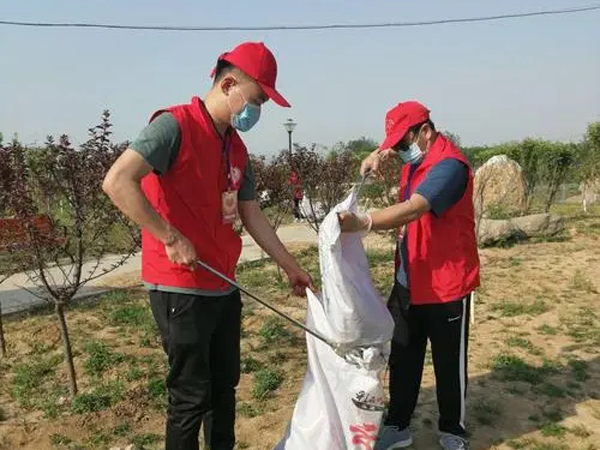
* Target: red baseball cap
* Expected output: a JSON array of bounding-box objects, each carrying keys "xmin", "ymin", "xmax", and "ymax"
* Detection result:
[
  {"xmin": 211, "ymin": 41, "xmax": 290, "ymax": 108},
  {"xmin": 380, "ymin": 101, "xmax": 430, "ymax": 150}
]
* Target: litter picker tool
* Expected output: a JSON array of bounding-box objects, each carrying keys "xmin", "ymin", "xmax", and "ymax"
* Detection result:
[
  {"xmin": 196, "ymin": 258, "xmax": 330, "ymax": 345},
  {"xmin": 354, "ymin": 169, "xmax": 371, "ymax": 201},
  {"xmin": 196, "ymin": 258, "xmax": 375, "ymax": 364}
]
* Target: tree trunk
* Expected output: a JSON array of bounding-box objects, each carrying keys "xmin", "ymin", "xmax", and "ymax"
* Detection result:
[
  {"xmin": 545, "ymin": 180, "xmax": 561, "ymax": 213},
  {"xmin": 0, "ymin": 302, "xmax": 6, "ymax": 358},
  {"xmin": 55, "ymin": 301, "xmax": 77, "ymax": 396},
  {"xmin": 525, "ymin": 189, "xmax": 535, "ymax": 213}
]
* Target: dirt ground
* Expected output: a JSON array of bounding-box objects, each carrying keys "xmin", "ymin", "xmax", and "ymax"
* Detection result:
[{"xmin": 0, "ymin": 205, "xmax": 599, "ymax": 450}]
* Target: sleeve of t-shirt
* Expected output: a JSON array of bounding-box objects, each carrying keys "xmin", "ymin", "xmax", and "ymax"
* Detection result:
[
  {"xmin": 238, "ymin": 158, "xmax": 256, "ymax": 201},
  {"xmin": 129, "ymin": 112, "xmax": 181, "ymax": 175},
  {"xmin": 414, "ymin": 158, "xmax": 469, "ymax": 217}
]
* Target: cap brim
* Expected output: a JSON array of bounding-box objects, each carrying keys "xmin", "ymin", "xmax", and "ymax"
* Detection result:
[
  {"xmin": 380, "ymin": 129, "xmax": 408, "ymax": 151},
  {"xmin": 260, "ymin": 82, "xmax": 291, "ymax": 108}
]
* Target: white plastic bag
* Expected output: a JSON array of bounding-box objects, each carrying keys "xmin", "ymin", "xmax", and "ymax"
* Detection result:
[{"xmin": 274, "ymin": 190, "xmax": 395, "ymax": 450}]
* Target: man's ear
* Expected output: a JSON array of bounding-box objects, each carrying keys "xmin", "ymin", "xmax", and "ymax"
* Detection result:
[
  {"xmin": 423, "ymin": 124, "xmax": 434, "ymax": 141},
  {"xmin": 220, "ymin": 76, "xmax": 236, "ymax": 96}
]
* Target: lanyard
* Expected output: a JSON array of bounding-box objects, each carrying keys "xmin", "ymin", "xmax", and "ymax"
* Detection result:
[
  {"xmin": 404, "ymin": 165, "xmax": 418, "ymax": 201},
  {"xmin": 222, "ymin": 129, "xmax": 232, "ymax": 190}
]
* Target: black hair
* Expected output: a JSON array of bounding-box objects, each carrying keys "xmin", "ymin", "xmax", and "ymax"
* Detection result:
[
  {"xmin": 394, "ymin": 119, "xmax": 436, "ymax": 150},
  {"xmin": 408, "ymin": 119, "xmax": 436, "ymax": 135},
  {"xmin": 213, "ymin": 60, "xmax": 236, "ymax": 83}
]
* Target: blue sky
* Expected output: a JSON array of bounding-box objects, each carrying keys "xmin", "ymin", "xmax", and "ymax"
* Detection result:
[{"xmin": 1, "ymin": 0, "xmax": 599, "ymax": 155}]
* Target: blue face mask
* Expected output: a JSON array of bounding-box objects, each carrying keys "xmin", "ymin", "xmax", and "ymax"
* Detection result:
[
  {"xmin": 229, "ymin": 88, "xmax": 261, "ymax": 132},
  {"xmin": 399, "ymin": 142, "xmax": 424, "ymax": 165},
  {"xmin": 398, "ymin": 127, "xmax": 425, "ymax": 165}
]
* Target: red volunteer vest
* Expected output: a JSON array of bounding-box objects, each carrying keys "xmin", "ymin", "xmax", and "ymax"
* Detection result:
[
  {"xmin": 396, "ymin": 134, "xmax": 480, "ymax": 304},
  {"xmin": 141, "ymin": 96, "xmax": 248, "ymax": 291}
]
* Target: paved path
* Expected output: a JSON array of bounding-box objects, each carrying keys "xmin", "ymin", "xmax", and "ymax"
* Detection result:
[{"xmin": 0, "ymin": 224, "xmax": 317, "ymax": 315}]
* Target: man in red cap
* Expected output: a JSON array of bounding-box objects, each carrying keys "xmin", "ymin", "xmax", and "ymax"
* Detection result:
[
  {"xmin": 103, "ymin": 41, "xmax": 312, "ymax": 450},
  {"xmin": 339, "ymin": 101, "xmax": 480, "ymax": 450}
]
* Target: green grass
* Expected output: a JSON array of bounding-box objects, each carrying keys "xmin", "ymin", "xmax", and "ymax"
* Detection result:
[
  {"xmin": 570, "ymin": 270, "xmax": 598, "ymax": 293},
  {"xmin": 492, "ymin": 299, "xmax": 550, "ymax": 317},
  {"xmin": 10, "ymin": 353, "xmax": 62, "ymax": 407},
  {"xmin": 30, "ymin": 341, "xmax": 56, "ymax": 356},
  {"xmin": 130, "ymin": 433, "xmax": 162, "ymax": 449},
  {"xmin": 532, "ymin": 442, "xmax": 568, "ymax": 450},
  {"xmin": 126, "ymin": 363, "xmax": 143, "ymax": 381},
  {"xmin": 365, "ymin": 248, "xmax": 396, "ymax": 265},
  {"xmin": 505, "ymin": 336, "xmax": 544, "ymax": 355},
  {"xmin": 542, "ymin": 408, "xmax": 564, "ymax": 423},
  {"xmin": 507, "ymin": 439, "xmax": 529, "ymax": 449},
  {"xmin": 237, "ymin": 261, "xmax": 280, "ymax": 290},
  {"xmin": 111, "ymin": 421, "xmax": 131, "ymax": 437},
  {"xmin": 486, "ymin": 203, "xmax": 515, "ymax": 220},
  {"xmin": 84, "ymin": 428, "xmax": 112, "ymax": 447},
  {"xmin": 536, "ymin": 324, "xmax": 558, "ymax": 335},
  {"xmin": 568, "ymin": 359, "xmax": 590, "ymax": 382},
  {"xmin": 108, "ymin": 303, "xmax": 151, "ymax": 327},
  {"xmin": 269, "ymin": 351, "xmax": 289, "ymax": 364},
  {"xmin": 533, "ymin": 383, "xmax": 566, "ymax": 398},
  {"xmin": 71, "ymin": 381, "xmax": 124, "ymax": 414},
  {"xmin": 472, "ymin": 398, "xmax": 502, "ymax": 426},
  {"xmin": 252, "ymin": 368, "xmax": 284, "ymax": 400},
  {"xmin": 569, "ymin": 424, "xmax": 591, "ymax": 438},
  {"xmin": 490, "ymin": 353, "xmax": 558, "ymax": 385},
  {"xmin": 241, "ymin": 356, "xmax": 264, "ymax": 374},
  {"xmin": 97, "ymin": 289, "xmax": 137, "ymax": 308},
  {"xmin": 107, "ymin": 302, "xmax": 158, "ymax": 346},
  {"xmin": 83, "ymin": 340, "xmax": 124, "ymax": 378},
  {"xmin": 540, "ymin": 422, "xmax": 568, "ymax": 437},
  {"xmin": 259, "ymin": 317, "xmax": 295, "ymax": 345},
  {"xmin": 509, "ymin": 437, "xmax": 570, "ymax": 450},
  {"xmin": 146, "ymin": 377, "xmax": 167, "ymax": 408},
  {"xmin": 561, "ymin": 307, "xmax": 600, "ymax": 346},
  {"xmin": 0, "ymin": 406, "xmax": 6, "ymax": 422},
  {"xmin": 508, "ymin": 256, "xmax": 523, "ymax": 267},
  {"xmin": 49, "ymin": 434, "xmax": 72, "ymax": 446},
  {"xmin": 237, "ymin": 402, "xmax": 260, "ymax": 418}
]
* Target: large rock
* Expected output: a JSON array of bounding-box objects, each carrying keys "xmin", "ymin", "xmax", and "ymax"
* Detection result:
[
  {"xmin": 473, "ymin": 155, "xmax": 528, "ymax": 218},
  {"xmin": 477, "ymin": 219, "xmax": 523, "ymax": 246},
  {"xmin": 511, "ymin": 213, "xmax": 564, "ymax": 238},
  {"xmin": 477, "ymin": 213, "xmax": 564, "ymax": 246}
]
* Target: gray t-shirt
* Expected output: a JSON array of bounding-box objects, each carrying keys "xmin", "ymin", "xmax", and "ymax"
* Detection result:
[
  {"xmin": 131, "ymin": 112, "xmax": 256, "ymax": 200},
  {"xmin": 131, "ymin": 112, "xmax": 256, "ymax": 297}
]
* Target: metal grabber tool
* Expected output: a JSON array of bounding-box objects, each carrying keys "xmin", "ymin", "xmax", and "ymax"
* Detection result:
[{"xmin": 196, "ymin": 259, "xmax": 372, "ymax": 363}]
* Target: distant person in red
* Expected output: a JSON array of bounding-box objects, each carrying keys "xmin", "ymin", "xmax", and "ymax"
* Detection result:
[{"xmin": 289, "ymin": 169, "xmax": 304, "ymax": 222}]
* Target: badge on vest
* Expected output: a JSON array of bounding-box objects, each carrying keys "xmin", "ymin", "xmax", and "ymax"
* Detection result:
[
  {"xmin": 230, "ymin": 166, "xmax": 242, "ymax": 190},
  {"xmin": 222, "ymin": 190, "xmax": 239, "ymax": 225}
]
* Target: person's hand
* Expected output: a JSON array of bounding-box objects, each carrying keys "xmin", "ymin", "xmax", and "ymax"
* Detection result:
[
  {"xmin": 338, "ymin": 211, "xmax": 372, "ymax": 233},
  {"xmin": 360, "ymin": 148, "xmax": 393, "ymax": 176},
  {"xmin": 286, "ymin": 266, "xmax": 314, "ymax": 296},
  {"xmin": 163, "ymin": 227, "xmax": 197, "ymax": 269}
]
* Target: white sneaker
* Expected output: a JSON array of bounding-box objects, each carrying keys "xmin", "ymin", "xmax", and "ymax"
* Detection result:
[
  {"xmin": 374, "ymin": 426, "xmax": 412, "ymax": 450},
  {"xmin": 439, "ymin": 433, "xmax": 468, "ymax": 450}
]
